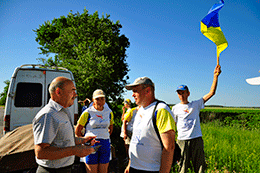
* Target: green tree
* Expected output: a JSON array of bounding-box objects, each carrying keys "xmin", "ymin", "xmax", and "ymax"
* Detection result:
[
  {"xmin": 34, "ymin": 9, "xmax": 130, "ymax": 110},
  {"xmin": 0, "ymin": 80, "xmax": 10, "ymax": 105}
]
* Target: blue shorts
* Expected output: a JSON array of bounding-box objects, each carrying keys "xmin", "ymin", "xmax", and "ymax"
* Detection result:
[{"xmin": 85, "ymin": 139, "xmax": 110, "ymax": 164}]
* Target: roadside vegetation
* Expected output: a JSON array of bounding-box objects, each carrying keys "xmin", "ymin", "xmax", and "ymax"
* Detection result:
[
  {"xmin": 200, "ymin": 107, "xmax": 260, "ymax": 172},
  {"xmin": 111, "ymin": 106, "xmax": 260, "ymax": 173},
  {"xmin": 202, "ymin": 121, "xmax": 260, "ymax": 172},
  {"xmin": 0, "ymin": 80, "xmax": 9, "ymax": 106}
]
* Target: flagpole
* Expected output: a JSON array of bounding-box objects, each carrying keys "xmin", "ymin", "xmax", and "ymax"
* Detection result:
[{"xmin": 217, "ymin": 55, "xmax": 219, "ymax": 65}]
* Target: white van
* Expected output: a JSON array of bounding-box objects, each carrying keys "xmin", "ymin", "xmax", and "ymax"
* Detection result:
[{"xmin": 3, "ymin": 64, "xmax": 78, "ymax": 134}]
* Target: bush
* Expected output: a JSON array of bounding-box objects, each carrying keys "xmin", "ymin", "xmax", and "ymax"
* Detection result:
[{"xmin": 200, "ymin": 108, "xmax": 260, "ymax": 130}]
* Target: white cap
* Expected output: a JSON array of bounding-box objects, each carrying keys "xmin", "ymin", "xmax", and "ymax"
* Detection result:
[
  {"xmin": 125, "ymin": 77, "xmax": 155, "ymax": 90},
  {"xmin": 93, "ymin": 89, "xmax": 105, "ymax": 99}
]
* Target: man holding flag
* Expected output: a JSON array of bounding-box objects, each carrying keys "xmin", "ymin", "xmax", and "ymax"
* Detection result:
[
  {"xmin": 172, "ymin": 65, "xmax": 221, "ymax": 173},
  {"xmin": 170, "ymin": 1, "xmax": 228, "ymax": 173}
]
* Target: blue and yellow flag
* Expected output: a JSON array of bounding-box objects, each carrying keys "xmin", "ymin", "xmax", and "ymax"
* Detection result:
[{"xmin": 201, "ymin": 0, "xmax": 228, "ymax": 58}]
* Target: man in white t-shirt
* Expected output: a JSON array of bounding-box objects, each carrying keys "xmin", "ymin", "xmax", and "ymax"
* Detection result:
[
  {"xmin": 124, "ymin": 77, "xmax": 176, "ymax": 173},
  {"xmin": 171, "ymin": 65, "xmax": 221, "ymax": 173}
]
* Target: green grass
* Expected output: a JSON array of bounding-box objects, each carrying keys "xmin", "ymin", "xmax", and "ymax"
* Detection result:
[
  {"xmin": 202, "ymin": 121, "xmax": 260, "ymax": 172},
  {"xmin": 170, "ymin": 122, "xmax": 260, "ymax": 173},
  {"xmin": 114, "ymin": 107, "xmax": 260, "ymax": 173}
]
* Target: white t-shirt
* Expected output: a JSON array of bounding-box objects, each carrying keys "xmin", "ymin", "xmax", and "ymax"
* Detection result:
[
  {"xmin": 78, "ymin": 105, "xmax": 113, "ymax": 139},
  {"xmin": 129, "ymin": 101, "xmax": 176, "ymax": 171},
  {"xmin": 171, "ymin": 98, "xmax": 204, "ymax": 140}
]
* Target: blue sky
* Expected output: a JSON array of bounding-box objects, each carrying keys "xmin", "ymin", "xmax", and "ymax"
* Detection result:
[{"xmin": 1, "ymin": 0, "xmax": 260, "ymax": 107}]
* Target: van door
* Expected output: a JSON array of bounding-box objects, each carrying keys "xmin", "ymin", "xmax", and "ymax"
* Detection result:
[
  {"xmin": 45, "ymin": 71, "xmax": 77, "ymax": 124},
  {"xmin": 10, "ymin": 70, "xmax": 44, "ymax": 130}
]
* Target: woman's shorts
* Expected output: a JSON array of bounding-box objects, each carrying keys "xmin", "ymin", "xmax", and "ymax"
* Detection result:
[{"xmin": 85, "ymin": 139, "xmax": 110, "ymax": 164}]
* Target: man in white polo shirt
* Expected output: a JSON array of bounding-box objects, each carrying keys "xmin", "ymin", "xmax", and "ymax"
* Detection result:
[{"xmin": 33, "ymin": 77, "xmax": 97, "ymax": 173}]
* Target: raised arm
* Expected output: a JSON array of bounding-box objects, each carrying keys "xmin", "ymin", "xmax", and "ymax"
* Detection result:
[{"xmin": 203, "ymin": 65, "xmax": 221, "ymax": 103}]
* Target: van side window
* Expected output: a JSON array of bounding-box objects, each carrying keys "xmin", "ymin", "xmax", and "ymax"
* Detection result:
[{"xmin": 14, "ymin": 83, "xmax": 43, "ymax": 107}]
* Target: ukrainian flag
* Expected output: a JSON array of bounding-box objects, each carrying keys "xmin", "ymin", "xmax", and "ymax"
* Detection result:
[{"xmin": 201, "ymin": 0, "xmax": 228, "ymax": 58}]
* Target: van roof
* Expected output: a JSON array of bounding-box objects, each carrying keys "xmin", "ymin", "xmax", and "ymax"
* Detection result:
[
  {"xmin": 12, "ymin": 64, "xmax": 74, "ymax": 80},
  {"xmin": 20, "ymin": 64, "xmax": 69, "ymax": 71}
]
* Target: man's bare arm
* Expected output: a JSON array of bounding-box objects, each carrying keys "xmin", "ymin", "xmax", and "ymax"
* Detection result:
[
  {"xmin": 159, "ymin": 130, "xmax": 175, "ymax": 173},
  {"xmin": 34, "ymin": 143, "xmax": 94, "ymax": 160},
  {"xmin": 203, "ymin": 65, "xmax": 221, "ymax": 103}
]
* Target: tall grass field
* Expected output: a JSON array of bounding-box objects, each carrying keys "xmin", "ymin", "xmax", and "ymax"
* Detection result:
[
  {"xmin": 202, "ymin": 122, "xmax": 260, "ymax": 172},
  {"xmin": 169, "ymin": 107, "xmax": 260, "ymax": 173}
]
